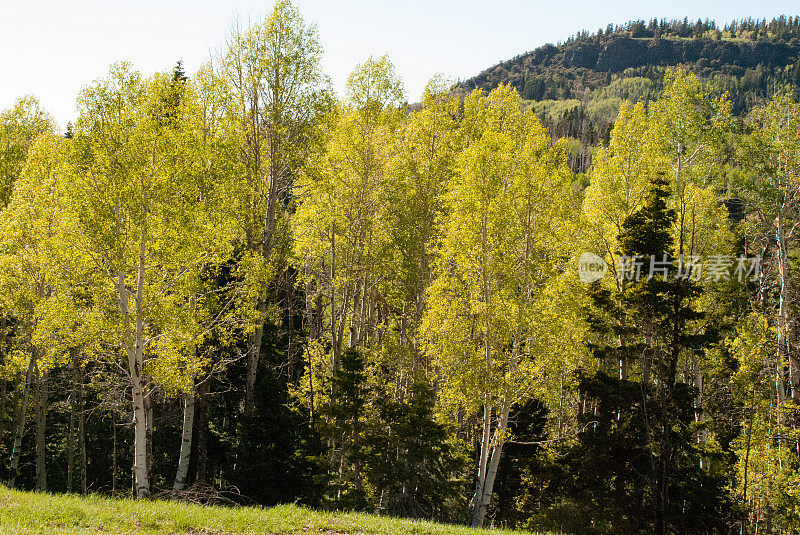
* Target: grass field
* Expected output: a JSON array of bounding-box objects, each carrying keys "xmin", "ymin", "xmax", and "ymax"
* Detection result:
[{"xmin": 0, "ymin": 487, "xmax": 535, "ymax": 534}]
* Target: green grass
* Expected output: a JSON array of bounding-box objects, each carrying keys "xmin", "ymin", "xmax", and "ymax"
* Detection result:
[{"xmin": 0, "ymin": 487, "xmax": 535, "ymax": 534}]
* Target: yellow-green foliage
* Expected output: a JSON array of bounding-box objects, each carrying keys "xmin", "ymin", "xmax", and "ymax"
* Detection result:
[{"xmin": 423, "ymin": 84, "xmax": 584, "ymax": 421}]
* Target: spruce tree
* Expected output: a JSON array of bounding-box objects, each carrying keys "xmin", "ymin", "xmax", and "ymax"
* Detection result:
[{"xmin": 574, "ymin": 174, "xmax": 727, "ymax": 533}]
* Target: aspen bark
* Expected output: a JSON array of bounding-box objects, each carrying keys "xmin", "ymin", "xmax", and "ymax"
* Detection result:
[
  {"xmin": 471, "ymin": 401, "xmax": 510, "ymax": 528},
  {"xmin": 173, "ymin": 387, "xmax": 195, "ymax": 491},
  {"xmin": 193, "ymin": 378, "xmax": 210, "ymax": 485},
  {"xmin": 471, "ymin": 398, "xmax": 492, "ymax": 528},
  {"xmin": 119, "ymin": 243, "xmax": 151, "ymax": 498},
  {"xmin": 776, "ymin": 214, "xmax": 790, "ymax": 406},
  {"xmin": 68, "ymin": 397, "xmax": 75, "ymax": 492},
  {"xmin": 0, "ymin": 316, "xmax": 6, "ymax": 460},
  {"xmin": 71, "ymin": 354, "xmax": 87, "ymax": 495},
  {"xmin": 8, "ymin": 349, "xmax": 37, "ymax": 488},
  {"xmin": 245, "ymin": 300, "xmax": 266, "ymax": 415},
  {"xmin": 34, "ymin": 365, "xmax": 48, "ymax": 491}
]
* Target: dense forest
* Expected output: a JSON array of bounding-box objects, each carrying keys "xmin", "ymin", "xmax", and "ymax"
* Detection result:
[{"xmin": 0, "ymin": 4, "xmax": 799, "ymax": 534}]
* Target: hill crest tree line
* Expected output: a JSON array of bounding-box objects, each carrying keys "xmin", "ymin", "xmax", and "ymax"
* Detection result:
[
  {"xmin": 460, "ymin": 16, "xmax": 800, "ymax": 176},
  {"xmin": 1, "ymin": 3, "xmax": 800, "ymax": 533}
]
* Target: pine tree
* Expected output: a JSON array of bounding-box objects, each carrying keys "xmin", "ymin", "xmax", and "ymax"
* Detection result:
[
  {"xmin": 577, "ymin": 174, "xmax": 727, "ymax": 533},
  {"xmin": 317, "ymin": 348, "xmax": 370, "ymax": 509}
]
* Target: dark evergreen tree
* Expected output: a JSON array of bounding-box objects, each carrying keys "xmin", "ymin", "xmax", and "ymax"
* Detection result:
[
  {"xmin": 538, "ymin": 175, "xmax": 729, "ymax": 534},
  {"xmin": 364, "ymin": 378, "xmax": 465, "ymax": 521},
  {"xmin": 317, "ymin": 348, "xmax": 370, "ymax": 510}
]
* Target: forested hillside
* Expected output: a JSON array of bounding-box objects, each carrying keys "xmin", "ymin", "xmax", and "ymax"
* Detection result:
[
  {"xmin": 1, "ymin": 4, "xmax": 800, "ymax": 534},
  {"xmin": 461, "ymin": 17, "xmax": 800, "ymax": 172}
]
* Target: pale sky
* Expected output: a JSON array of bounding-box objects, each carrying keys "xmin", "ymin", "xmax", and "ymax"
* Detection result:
[{"xmin": 2, "ymin": 0, "xmax": 798, "ymax": 129}]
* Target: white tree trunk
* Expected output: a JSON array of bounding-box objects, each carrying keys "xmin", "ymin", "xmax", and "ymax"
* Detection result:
[
  {"xmin": 776, "ymin": 214, "xmax": 790, "ymax": 407},
  {"xmin": 470, "ymin": 396, "xmax": 492, "ymax": 526},
  {"xmin": 35, "ymin": 365, "xmax": 49, "ymax": 491},
  {"xmin": 8, "ymin": 349, "xmax": 36, "ymax": 488},
  {"xmin": 245, "ymin": 302, "xmax": 265, "ymax": 416},
  {"xmin": 471, "ymin": 401, "xmax": 510, "ymax": 528},
  {"xmin": 173, "ymin": 387, "xmax": 195, "ymax": 491},
  {"xmin": 118, "ymin": 226, "xmax": 151, "ymax": 498},
  {"xmin": 130, "ymin": 375, "xmax": 150, "ymax": 497},
  {"xmin": 70, "ymin": 351, "xmax": 88, "ymax": 495}
]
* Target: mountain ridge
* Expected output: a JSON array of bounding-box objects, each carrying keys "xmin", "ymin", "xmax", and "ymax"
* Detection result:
[{"xmin": 460, "ymin": 17, "xmax": 800, "ymax": 111}]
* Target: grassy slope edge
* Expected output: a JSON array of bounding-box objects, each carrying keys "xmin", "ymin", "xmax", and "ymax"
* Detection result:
[{"xmin": 0, "ymin": 487, "xmax": 538, "ymax": 534}]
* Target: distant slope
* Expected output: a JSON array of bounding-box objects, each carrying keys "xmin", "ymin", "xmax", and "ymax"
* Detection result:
[
  {"xmin": 460, "ymin": 17, "xmax": 800, "ymax": 112},
  {"xmin": 457, "ymin": 17, "xmax": 800, "ymax": 173}
]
